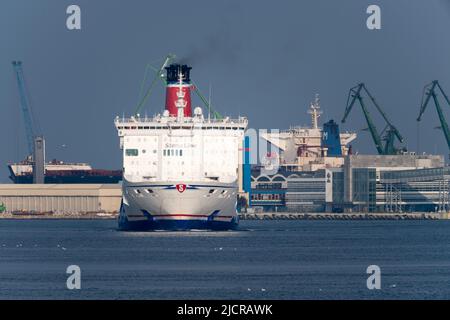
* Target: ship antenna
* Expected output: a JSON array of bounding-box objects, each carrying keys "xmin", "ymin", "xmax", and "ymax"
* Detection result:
[
  {"xmin": 175, "ymin": 68, "xmax": 187, "ymax": 121},
  {"xmin": 308, "ymin": 93, "xmax": 322, "ymax": 129},
  {"xmin": 208, "ymin": 83, "xmax": 211, "ymax": 122}
]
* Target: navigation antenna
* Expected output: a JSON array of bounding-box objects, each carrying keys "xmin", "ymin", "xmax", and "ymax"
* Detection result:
[
  {"xmin": 208, "ymin": 84, "xmax": 212, "ymax": 122},
  {"xmin": 175, "ymin": 69, "xmax": 187, "ymax": 120},
  {"xmin": 308, "ymin": 94, "xmax": 322, "ymax": 129}
]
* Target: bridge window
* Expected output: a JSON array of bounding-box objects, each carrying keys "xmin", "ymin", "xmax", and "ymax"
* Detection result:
[
  {"xmin": 163, "ymin": 149, "xmax": 184, "ymax": 156},
  {"xmin": 125, "ymin": 149, "xmax": 138, "ymax": 156}
]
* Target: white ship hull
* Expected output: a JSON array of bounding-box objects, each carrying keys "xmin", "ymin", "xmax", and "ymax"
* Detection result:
[{"xmin": 118, "ymin": 178, "xmax": 239, "ymax": 230}]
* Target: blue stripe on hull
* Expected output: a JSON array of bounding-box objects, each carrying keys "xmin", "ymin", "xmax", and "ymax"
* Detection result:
[{"xmin": 118, "ymin": 218, "xmax": 238, "ymax": 231}]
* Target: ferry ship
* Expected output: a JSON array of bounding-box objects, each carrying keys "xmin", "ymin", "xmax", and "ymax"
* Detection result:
[{"xmin": 114, "ymin": 63, "xmax": 247, "ymax": 230}]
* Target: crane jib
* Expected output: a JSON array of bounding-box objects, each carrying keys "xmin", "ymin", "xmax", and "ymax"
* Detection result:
[{"xmin": 341, "ymin": 83, "xmax": 405, "ymax": 155}]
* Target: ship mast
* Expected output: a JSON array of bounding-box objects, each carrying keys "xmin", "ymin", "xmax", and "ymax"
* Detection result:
[
  {"xmin": 175, "ymin": 69, "xmax": 187, "ymax": 121},
  {"xmin": 308, "ymin": 94, "xmax": 322, "ymax": 129}
]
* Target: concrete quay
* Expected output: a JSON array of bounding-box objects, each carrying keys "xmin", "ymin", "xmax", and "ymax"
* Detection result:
[{"xmin": 239, "ymin": 212, "xmax": 449, "ymax": 220}]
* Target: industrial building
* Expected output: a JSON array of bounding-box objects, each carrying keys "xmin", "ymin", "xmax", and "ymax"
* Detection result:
[
  {"xmin": 0, "ymin": 184, "xmax": 121, "ymax": 214},
  {"xmin": 340, "ymin": 155, "xmax": 448, "ymax": 213},
  {"xmin": 248, "ymin": 154, "xmax": 450, "ymax": 213}
]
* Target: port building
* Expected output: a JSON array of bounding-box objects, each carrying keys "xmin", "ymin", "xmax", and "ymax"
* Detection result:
[
  {"xmin": 0, "ymin": 184, "xmax": 121, "ymax": 214},
  {"xmin": 248, "ymin": 154, "xmax": 449, "ymax": 213}
]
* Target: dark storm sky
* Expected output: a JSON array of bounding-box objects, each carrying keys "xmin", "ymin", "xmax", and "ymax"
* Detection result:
[{"xmin": 1, "ymin": 0, "xmax": 450, "ymax": 182}]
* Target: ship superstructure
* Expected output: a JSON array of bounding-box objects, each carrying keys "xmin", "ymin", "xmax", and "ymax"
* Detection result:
[
  {"xmin": 261, "ymin": 94, "xmax": 357, "ymax": 171},
  {"xmin": 115, "ymin": 63, "xmax": 247, "ymax": 230}
]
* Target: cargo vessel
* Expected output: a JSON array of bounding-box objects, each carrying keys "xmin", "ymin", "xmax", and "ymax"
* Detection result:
[
  {"xmin": 8, "ymin": 158, "xmax": 122, "ymax": 184},
  {"xmin": 115, "ymin": 63, "xmax": 247, "ymax": 230},
  {"xmin": 261, "ymin": 94, "xmax": 357, "ymax": 172}
]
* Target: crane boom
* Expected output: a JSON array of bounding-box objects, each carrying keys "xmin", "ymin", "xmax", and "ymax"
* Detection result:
[
  {"xmin": 134, "ymin": 54, "xmax": 176, "ymax": 116},
  {"xmin": 12, "ymin": 61, "xmax": 36, "ymax": 155},
  {"xmin": 138, "ymin": 54, "xmax": 223, "ymax": 119},
  {"xmin": 342, "ymin": 83, "xmax": 404, "ymax": 155},
  {"xmin": 342, "ymin": 84, "xmax": 362, "ymax": 124},
  {"xmin": 417, "ymin": 80, "xmax": 450, "ymax": 150},
  {"xmin": 361, "ymin": 84, "xmax": 404, "ymax": 143},
  {"xmin": 190, "ymin": 82, "xmax": 222, "ymax": 119}
]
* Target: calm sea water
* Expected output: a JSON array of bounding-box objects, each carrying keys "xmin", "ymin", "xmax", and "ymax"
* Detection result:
[{"xmin": 0, "ymin": 219, "xmax": 449, "ymax": 300}]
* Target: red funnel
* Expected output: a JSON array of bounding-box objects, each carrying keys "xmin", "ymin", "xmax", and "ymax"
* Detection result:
[{"xmin": 164, "ymin": 64, "xmax": 192, "ymax": 117}]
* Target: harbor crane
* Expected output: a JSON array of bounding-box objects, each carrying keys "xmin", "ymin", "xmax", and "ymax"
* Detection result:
[
  {"xmin": 416, "ymin": 80, "xmax": 450, "ymax": 151},
  {"xmin": 135, "ymin": 54, "xmax": 222, "ymax": 119},
  {"xmin": 134, "ymin": 54, "xmax": 176, "ymax": 116},
  {"xmin": 12, "ymin": 61, "xmax": 45, "ymax": 183},
  {"xmin": 12, "ymin": 61, "xmax": 38, "ymax": 156},
  {"xmin": 341, "ymin": 83, "xmax": 405, "ymax": 155}
]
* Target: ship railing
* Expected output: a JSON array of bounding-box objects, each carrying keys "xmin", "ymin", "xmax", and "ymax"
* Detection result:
[{"xmin": 115, "ymin": 116, "xmax": 248, "ymax": 125}]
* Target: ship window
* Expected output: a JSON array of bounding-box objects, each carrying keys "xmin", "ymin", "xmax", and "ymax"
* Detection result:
[
  {"xmin": 126, "ymin": 149, "xmax": 138, "ymax": 156},
  {"xmin": 142, "ymin": 149, "xmax": 146, "ymax": 154},
  {"xmin": 209, "ymin": 189, "xmax": 215, "ymax": 194},
  {"xmin": 135, "ymin": 189, "xmax": 141, "ymax": 194},
  {"xmin": 176, "ymin": 150, "xmax": 179, "ymax": 156},
  {"xmin": 221, "ymin": 190, "xmax": 227, "ymax": 195},
  {"xmin": 171, "ymin": 150, "xmax": 174, "ymax": 156},
  {"xmin": 146, "ymin": 189, "xmax": 153, "ymax": 193},
  {"xmin": 180, "ymin": 149, "xmax": 183, "ymax": 156}
]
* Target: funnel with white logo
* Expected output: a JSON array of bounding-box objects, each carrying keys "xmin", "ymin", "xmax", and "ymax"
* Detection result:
[{"xmin": 164, "ymin": 64, "xmax": 192, "ymax": 117}]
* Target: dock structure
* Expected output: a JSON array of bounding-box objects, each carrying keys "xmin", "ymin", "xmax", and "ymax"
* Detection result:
[{"xmin": 239, "ymin": 212, "xmax": 449, "ymax": 220}]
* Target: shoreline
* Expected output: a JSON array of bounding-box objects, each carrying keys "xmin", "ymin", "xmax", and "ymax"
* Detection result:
[
  {"xmin": 0, "ymin": 213, "xmax": 117, "ymax": 220},
  {"xmin": 1, "ymin": 212, "xmax": 449, "ymax": 220},
  {"xmin": 240, "ymin": 212, "xmax": 449, "ymax": 220}
]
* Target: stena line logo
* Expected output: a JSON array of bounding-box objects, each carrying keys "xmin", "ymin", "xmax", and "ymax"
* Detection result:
[{"xmin": 176, "ymin": 184, "xmax": 186, "ymax": 193}]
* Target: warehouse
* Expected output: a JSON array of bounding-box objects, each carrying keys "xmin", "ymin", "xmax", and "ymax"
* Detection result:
[{"xmin": 0, "ymin": 184, "xmax": 121, "ymax": 214}]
